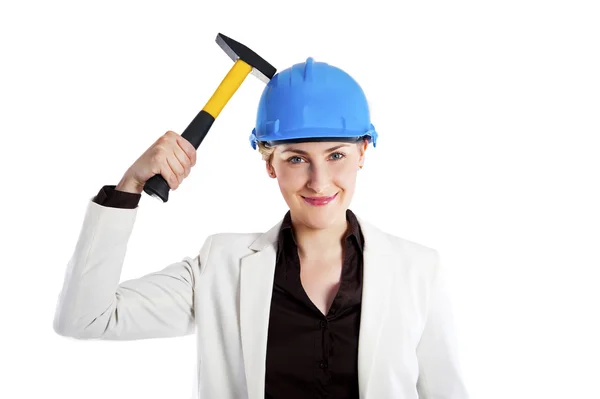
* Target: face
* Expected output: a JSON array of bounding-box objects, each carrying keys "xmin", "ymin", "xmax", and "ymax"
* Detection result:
[{"xmin": 266, "ymin": 139, "xmax": 369, "ymax": 230}]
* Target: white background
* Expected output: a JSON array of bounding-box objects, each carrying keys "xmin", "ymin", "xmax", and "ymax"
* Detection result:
[{"xmin": 1, "ymin": 0, "xmax": 599, "ymax": 398}]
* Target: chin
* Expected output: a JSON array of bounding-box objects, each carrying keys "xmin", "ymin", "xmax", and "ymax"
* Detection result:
[{"xmin": 292, "ymin": 195, "xmax": 347, "ymax": 229}]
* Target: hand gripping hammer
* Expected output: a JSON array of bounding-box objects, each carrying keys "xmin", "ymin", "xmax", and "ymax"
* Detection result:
[{"xmin": 143, "ymin": 33, "xmax": 276, "ymax": 202}]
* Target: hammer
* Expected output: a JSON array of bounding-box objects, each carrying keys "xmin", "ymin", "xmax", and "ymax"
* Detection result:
[{"xmin": 143, "ymin": 33, "xmax": 276, "ymax": 202}]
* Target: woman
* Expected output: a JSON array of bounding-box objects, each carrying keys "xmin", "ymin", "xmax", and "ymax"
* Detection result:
[{"xmin": 53, "ymin": 57, "xmax": 470, "ymax": 398}]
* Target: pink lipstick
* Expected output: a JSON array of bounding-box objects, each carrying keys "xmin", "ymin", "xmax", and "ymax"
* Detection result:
[{"xmin": 302, "ymin": 193, "xmax": 338, "ymax": 206}]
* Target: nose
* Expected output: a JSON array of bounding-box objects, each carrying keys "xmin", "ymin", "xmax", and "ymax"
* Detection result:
[{"xmin": 306, "ymin": 162, "xmax": 331, "ymax": 194}]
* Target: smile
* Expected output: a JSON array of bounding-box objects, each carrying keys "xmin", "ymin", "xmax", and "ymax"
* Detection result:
[{"xmin": 302, "ymin": 193, "xmax": 338, "ymax": 206}]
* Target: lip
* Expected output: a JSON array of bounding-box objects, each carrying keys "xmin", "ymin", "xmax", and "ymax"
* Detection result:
[{"xmin": 302, "ymin": 192, "xmax": 338, "ymax": 206}]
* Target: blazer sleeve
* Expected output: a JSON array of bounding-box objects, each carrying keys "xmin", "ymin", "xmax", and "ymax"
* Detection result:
[
  {"xmin": 416, "ymin": 251, "xmax": 470, "ymax": 398},
  {"xmin": 52, "ymin": 197, "xmax": 212, "ymax": 340}
]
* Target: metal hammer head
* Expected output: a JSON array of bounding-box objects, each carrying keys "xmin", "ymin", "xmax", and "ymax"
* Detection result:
[{"xmin": 216, "ymin": 33, "xmax": 276, "ymax": 84}]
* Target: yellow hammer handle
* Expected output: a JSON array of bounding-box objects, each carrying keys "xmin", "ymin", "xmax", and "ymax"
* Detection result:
[{"xmin": 202, "ymin": 59, "xmax": 252, "ymax": 119}]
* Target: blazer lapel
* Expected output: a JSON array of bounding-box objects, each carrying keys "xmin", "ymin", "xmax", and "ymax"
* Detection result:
[
  {"xmin": 239, "ymin": 220, "xmax": 281, "ymax": 399},
  {"xmin": 355, "ymin": 216, "xmax": 395, "ymax": 398},
  {"xmin": 238, "ymin": 215, "xmax": 395, "ymax": 399}
]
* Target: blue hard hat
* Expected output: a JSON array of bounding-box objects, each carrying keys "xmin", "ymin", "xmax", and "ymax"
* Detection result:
[{"xmin": 249, "ymin": 57, "xmax": 378, "ymax": 149}]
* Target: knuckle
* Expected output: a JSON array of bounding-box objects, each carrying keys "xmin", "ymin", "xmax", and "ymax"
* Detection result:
[
  {"xmin": 151, "ymin": 151, "xmax": 163, "ymax": 164},
  {"xmin": 156, "ymin": 139, "xmax": 169, "ymax": 149},
  {"xmin": 160, "ymin": 132, "xmax": 176, "ymax": 144}
]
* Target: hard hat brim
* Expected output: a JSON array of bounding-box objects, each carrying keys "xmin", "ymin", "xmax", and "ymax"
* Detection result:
[
  {"xmin": 250, "ymin": 125, "xmax": 378, "ymax": 149},
  {"xmin": 262, "ymin": 136, "xmax": 369, "ymax": 147}
]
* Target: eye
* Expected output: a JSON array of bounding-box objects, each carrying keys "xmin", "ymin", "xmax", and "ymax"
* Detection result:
[
  {"xmin": 330, "ymin": 152, "xmax": 346, "ymax": 160},
  {"xmin": 287, "ymin": 156, "xmax": 305, "ymax": 164},
  {"xmin": 286, "ymin": 152, "xmax": 346, "ymax": 164}
]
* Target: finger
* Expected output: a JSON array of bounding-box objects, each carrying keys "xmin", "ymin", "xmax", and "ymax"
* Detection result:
[
  {"xmin": 176, "ymin": 135, "xmax": 197, "ymax": 167},
  {"xmin": 166, "ymin": 153, "xmax": 186, "ymax": 186},
  {"xmin": 160, "ymin": 159, "xmax": 179, "ymax": 189},
  {"xmin": 172, "ymin": 144, "xmax": 192, "ymax": 178}
]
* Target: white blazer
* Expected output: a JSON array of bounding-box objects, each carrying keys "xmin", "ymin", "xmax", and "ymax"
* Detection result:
[{"xmin": 53, "ymin": 199, "xmax": 470, "ymax": 399}]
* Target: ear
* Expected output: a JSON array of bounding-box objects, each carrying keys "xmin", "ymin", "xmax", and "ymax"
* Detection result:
[
  {"xmin": 358, "ymin": 138, "xmax": 369, "ymax": 167},
  {"xmin": 266, "ymin": 162, "xmax": 276, "ymax": 178}
]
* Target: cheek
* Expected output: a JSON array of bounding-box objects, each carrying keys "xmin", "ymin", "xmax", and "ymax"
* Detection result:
[
  {"xmin": 333, "ymin": 164, "xmax": 359, "ymax": 189},
  {"xmin": 275, "ymin": 166, "xmax": 306, "ymax": 192}
]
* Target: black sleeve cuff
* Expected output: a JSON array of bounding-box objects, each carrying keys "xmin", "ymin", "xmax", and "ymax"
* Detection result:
[{"xmin": 93, "ymin": 185, "xmax": 141, "ymax": 209}]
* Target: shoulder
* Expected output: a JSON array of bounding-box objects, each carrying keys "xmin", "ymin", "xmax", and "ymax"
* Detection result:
[
  {"xmin": 355, "ymin": 215, "xmax": 441, "ymax": 278},
  {"xmin": 356, "ymin": 215, "xmax": 438, "ymax": 257}
]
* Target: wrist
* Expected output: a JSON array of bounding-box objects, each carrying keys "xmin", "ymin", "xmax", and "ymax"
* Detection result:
[{"xmin": 116, "ymin": 176, "xmax": 143, "ymax": 194}]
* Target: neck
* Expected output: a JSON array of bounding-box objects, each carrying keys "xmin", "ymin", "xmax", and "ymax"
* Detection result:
[{"xmin": 291, "ymin": 212, "xmax": 349, "ymax": 260}]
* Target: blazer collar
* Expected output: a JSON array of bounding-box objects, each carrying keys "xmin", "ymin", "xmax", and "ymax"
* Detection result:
[
  {"xmin": 241, "ymin": 213, "xmax": 395, "ymax": 399},
  {"xmin": 248, "ymin": 218, "xmax": 282, "ymax": 251}
]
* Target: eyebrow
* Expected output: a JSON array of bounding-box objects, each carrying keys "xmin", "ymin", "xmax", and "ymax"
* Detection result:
[{"xmin": 281, "ymin": 144, "xmax": 351, "ymax": 155}]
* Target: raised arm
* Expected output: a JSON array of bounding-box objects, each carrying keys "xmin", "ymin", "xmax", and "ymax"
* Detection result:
[
  {"xmin": 52, "ymin": 197, "xmax": 212, "ymax": 340},
  {"xmin": 53, "ymin": 129, "xmax": 206, "ymax": 340}
]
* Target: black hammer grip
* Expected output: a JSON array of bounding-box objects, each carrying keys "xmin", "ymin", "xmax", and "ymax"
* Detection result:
[{"xmin": 143, "ymin": 110, "xmax": 215, "ymax": 202}]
